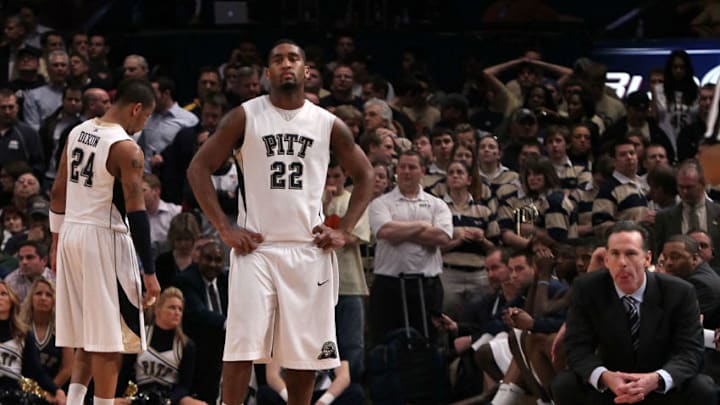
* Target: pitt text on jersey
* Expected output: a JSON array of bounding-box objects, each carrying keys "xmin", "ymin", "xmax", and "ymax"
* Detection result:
[
  {"xmin": 262, "ymin": 133, "xmax": 315, "ymax": 190},
  {"xmin": 262, "ymin": 133, "xmax": 314, "ymax": 158},
  {"xmin": 77, "ymin": 131, "xmax": 100, "ymax": 147}
]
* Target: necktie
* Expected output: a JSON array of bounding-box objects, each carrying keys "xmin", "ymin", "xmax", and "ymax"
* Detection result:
[
  {"xmin": 688, "ymin": 209, "xmax": 701, "ymax": 232},
  {"xmin": 622, "ymin": 296, "xmax": 640, "ymax": 351},
  {"xmin": 208, "ymin": 283, "xmax": 222, "ymax": 315}
]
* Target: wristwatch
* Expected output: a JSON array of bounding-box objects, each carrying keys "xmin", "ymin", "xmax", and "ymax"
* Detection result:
[{"xmin": 656, "ymin": 373, "xmax": 666, "ymax": 392}]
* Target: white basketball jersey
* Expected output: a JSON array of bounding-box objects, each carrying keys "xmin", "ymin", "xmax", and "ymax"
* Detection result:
[
  {"xmin": 64, "ymin": 119, "xmax": 131, "ymax": 232},
  {"xmin": 238, "ymin": 96, "xmax": 335, "ymax": 243}
]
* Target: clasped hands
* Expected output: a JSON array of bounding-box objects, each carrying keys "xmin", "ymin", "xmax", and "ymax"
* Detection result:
[{"xmin": 601, "ymin": 370, "xmax": 660, "ymax": 404}]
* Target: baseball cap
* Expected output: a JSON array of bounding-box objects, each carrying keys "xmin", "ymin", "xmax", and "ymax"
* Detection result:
[
  {"xmin": 625, "ymin": 91, "xmax": 650, "ymax": 110},
  {"xmin": 28, "ymin": 198, "xmax": 49, "ymax": 217}
]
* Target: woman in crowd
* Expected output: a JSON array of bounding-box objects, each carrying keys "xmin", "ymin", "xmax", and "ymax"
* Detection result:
[
  {"xmin": 371, "ymin": 160, "xmax": 393, "ymax": 199},
  {"xmin": 1, "ymin": 206, "xmax": 25, "ymax": 252},
  {"xmin": 653, "ymin": 49, "xmax": 699, "ymax": 155},
  {"xmin": 428, "ymin": 142, "xmax": 483, "ymax": 200},
  {"xmin": 543, "ymin": 125, "xmax": 592, "ymax": 201},
  {"xmin": 564, "ymin": 88, "xmax": 604, "ymax": 136},
  {"xmin": 497, "ymin": 155, "xmax": 577, "ymax": 249},
  {"xmin": 474, "ymin": 134, "xmax": 518, "ymax": 203},
  {"xmin": 155, "ymin": 213, "xmax": 201, "ymax": 290},
  {"xmin": 0, "ymin": 281, "xmax": 65, "ymax": 403},
  {"xmin": 20, "ymin": 278, "xmax": 72, "ymax": 388},
  {"xmin": 576, "ymin": 155, "xmax": 614, "ymax": 238},
  {"xmin": 441, "ymin": 160, "xmax": 499, "ymax": 318},
  {"xmin": 117, "ymin": 287, "xmax": 205, "ymax": 405}
]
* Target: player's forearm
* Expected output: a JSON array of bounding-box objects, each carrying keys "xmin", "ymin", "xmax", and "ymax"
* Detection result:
[
  {"xmin": 187, "ymin": 161, "xmax": 234, "ymax": 234},
  {"xmin": 338, "ymin": 167, "xmax": 374, "ymax": 234}
]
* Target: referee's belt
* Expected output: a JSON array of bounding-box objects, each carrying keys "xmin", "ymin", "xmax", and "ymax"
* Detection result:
[{"xmin": 443, "ymin": 263, "xmax": 484, "ymax": 272}]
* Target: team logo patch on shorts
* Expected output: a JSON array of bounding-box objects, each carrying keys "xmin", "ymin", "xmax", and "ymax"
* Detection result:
[{"xmin": 317, "ymin": 341, "xmax": 338, "ymax": 359}]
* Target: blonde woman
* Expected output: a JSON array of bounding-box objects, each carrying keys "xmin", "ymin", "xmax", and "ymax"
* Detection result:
[
  {"xmin": 20, "ymin": 277, "xmax": 72, "ymax": 388},
  {"xmin": 0, "ymin": 281, "xmax": 65, "ymax": 403},
  {"xmin": 117, "ymin": 287, "xmax": 205, "ymax": 405}
]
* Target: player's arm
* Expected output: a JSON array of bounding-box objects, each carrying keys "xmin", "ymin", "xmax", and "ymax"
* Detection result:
[
  {"xmin": 329, "ymin": 118, "xmax": 374, "ymax": 235},
  {"xmin": 109, "ymin": 140, "xmax": 160, "ymax": 306},
  {"xmin": 314, "ymin": 119, "xmax": 374, "ymax": 250},
  {"xmin": 48, "ymin": 144, "xmax": 69, "ymax": 273},
  {"xmin": 188, "ymin": 107, "xmax": 263, "ymax": 254}
]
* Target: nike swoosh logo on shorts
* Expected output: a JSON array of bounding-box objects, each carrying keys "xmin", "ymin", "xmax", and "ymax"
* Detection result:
[{"xmin": 317, "ymin": 279, "xmax": 329, "ymax": 286}]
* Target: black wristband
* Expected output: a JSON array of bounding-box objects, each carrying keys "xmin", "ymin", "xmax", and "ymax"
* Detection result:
[{"xmin": 127, "ymin": 210, "xmax": 155, "ymax": 275}]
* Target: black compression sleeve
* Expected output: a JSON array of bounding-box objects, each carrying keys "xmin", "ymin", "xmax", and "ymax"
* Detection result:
[{"xmin": 127, "ymin": 210, "xmax": 155, "ymax": 275}]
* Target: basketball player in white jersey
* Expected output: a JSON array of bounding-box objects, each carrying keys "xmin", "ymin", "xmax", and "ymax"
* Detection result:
[
  {"xmin": 187, "ymin": 39, "xmax": 374, "ymax": 405},
  {"xmin": 49, "ymin": 78, "xmax": 162, "ymax": 405}
]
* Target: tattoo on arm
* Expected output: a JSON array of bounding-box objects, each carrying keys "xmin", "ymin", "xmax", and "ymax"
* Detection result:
[{"xmin": 130, "ymin": 157, "xmax": 144, "ymax": 169}]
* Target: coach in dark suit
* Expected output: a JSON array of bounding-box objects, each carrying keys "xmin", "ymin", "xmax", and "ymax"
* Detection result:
[
  {"xmin": 173, "ymin": 241, "xmax": 228, "ymax": 404},
  {"xmin": 654, "ymin": 159, "xmax": 720, "ymax": 268},
  {"xmin": 552, "ymin": 221, "xmax": 716, "ymax": 405}
]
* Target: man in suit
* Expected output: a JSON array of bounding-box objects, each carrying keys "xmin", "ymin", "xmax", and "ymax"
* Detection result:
[
  {"xmin": 654, "ymin": 159, "xmax": 720, "ymax": 268},
  {"xmin": 662, "ymin": 234, "xmax": 720, "ymax": 383},
  {"xmin": 552, "ymin": 221, "xmax": 716, "ymax": 404},
  {"xmin": 662, "ymin": 234, "xmax": 720, "ymax": 330},
  {"xmin": 688, "ymin": 230, "xmax": 720, "ymax": 273},
  {"xmin": 173, "ymin": 241, "xmax": 228, "ymax": 404}
]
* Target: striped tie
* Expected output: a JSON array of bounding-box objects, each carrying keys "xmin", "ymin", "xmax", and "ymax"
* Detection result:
[{"xmin": 622, "ymin": 296, "xmax": 640, "ymax": 351}]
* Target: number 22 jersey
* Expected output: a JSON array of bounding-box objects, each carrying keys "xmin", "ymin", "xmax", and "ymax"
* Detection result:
[{"xmin": 239, "ymin": 95, "xmax": 335, "ymax": 243}]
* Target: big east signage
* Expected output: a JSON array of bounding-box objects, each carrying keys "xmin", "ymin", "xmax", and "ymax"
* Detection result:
[{"xmin": 592, "ymin": 39, "xmax": 720, "ymax": 98}]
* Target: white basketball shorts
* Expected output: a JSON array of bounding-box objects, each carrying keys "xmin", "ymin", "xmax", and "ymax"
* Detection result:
[
  {"xmin": 56, "ymin": 222, "xmax": 146, "ymax": 353},
  {"xmin": 223, "ymin": 243, "xmax": 340, "ymax": 370}
]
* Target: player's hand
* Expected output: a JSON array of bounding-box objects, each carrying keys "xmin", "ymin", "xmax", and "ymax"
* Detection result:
[
  {"xmin": 312, "ymin": 224, "xmax": 347, "ymax": 250},
  {"xmin": 220, "ymin": 227, "xmax": 264, "ymax": 255},
  {"xmin": 142, "ymin": 273, "xmax": 161, "ymax": 308}
]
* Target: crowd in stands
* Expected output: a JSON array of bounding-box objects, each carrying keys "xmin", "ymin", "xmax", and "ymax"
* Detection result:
[{"xmin": 0, "ymin": 1, "xmax": 718, "ymax": 404}]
